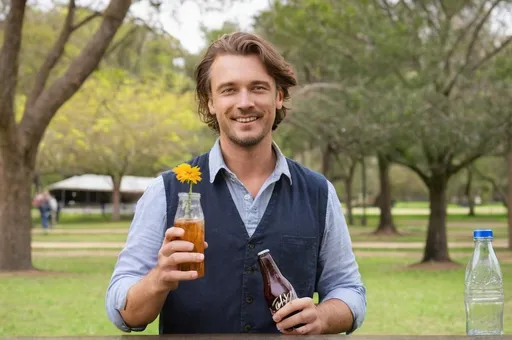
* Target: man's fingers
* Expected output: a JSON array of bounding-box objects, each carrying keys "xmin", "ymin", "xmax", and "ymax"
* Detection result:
[
  {"xmin": 277, "ymin": 314, "xmax": 305, "ymax": 332},
  {"xmin": 162, "ymin": 270, "xmax": 199, "ymax": 282},
  {"xmin": 160, "ymin": 240, "xmax": 195, "ymax": 257},
  {"xmin": 273, "ymin": 298, "xmax": 308, "ymax": 323},
  {"xmin": 163, "ymin": 227, "xmax": 185, "ymax": 244},
  {"xmin": 166, "ymin": 252, "xmax": 205, "ymax": 266},
  {"xmin": 204, "ymin": 241, "xmax": 208, "ymax": 249}
]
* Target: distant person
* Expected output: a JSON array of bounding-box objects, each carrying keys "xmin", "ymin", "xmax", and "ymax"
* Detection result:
[
  {"xmin": 48, "ymin": 194, "xmax": 58, "ymax": 226},
  {"xmin": 32, "ymin": 191, "xmax": 51, "ymax": 232}
]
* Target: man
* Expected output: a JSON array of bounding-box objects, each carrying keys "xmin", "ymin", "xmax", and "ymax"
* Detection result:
[{"xmin": 106, "ymin": 32, "xmax": 366, "ymax": 335}]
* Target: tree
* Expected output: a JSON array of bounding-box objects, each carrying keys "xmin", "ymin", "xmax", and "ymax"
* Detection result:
[
  {"xmin": 256, "ymin": 0, "xmax": 512, "ymax": 262},
  {"xmin": 38, "ymin": 70, "xmax": 207, "ymax": 220},
  {"xmin": 254, "ymin": 0, "xmax": 407, "ymax": 233},
  {"xmin": 0, "ymin": 0, "xmax": 133, "ymax": 271}
]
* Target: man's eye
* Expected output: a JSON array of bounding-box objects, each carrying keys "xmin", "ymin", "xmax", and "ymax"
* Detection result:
[
  {"xmin": 254, "ymin": 86, "xmax": 266, "ymax": 91},
  {"xmin": 222, "ymin": 88, "xmax": 234, "ymax": 94}
]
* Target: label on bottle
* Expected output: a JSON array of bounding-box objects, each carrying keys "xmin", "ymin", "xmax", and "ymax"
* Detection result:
[{"xmin": 271, "ymin": 291, "xmax": 296, "ymax": 312}]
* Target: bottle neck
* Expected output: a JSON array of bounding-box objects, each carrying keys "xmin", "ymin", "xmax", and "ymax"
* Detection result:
[
  {"xmin": 259, "ymin": 253, "xmax": 282, "ymax": 279},
  {"xmin": 473, "ymin": 238, "xmax": 494, "ymax": 258}
]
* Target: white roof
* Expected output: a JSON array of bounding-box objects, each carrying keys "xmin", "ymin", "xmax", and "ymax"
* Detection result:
[{"xmin": 48, "ymin": 174, "xmax": 154, "ymax": 193}]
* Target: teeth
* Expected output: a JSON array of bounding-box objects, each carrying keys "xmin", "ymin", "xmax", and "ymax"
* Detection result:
[{"xmin": 236, "ymin": 117, "xmax": 257, "ymax": 123}]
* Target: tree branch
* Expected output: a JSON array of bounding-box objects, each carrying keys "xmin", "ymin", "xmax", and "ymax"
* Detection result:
[
  {"xmin": 449, "ymin": 151, "xmax": 486, "ymax": 176},
  {"xmin": 442, "ymin": 0, "xmax": 502, "ymax": 96},
  {"xmin": 443, "ymin": 0, "xmax": 488, "ymax": 65},
  {"xmin": 390, "ymin": 148, "xmax": 431, "ymax": 185},
  {"xmin": 473, "ymin": 165, "xmax": 508, "ymax": 207},
  {"xmin": 376, "ymin": 0, "xmax": 397, "ymax": 26},
  {"xmin": 71, "ymin": 10, "xmax": 102, "ymax": 31},
  {"xmin": 471, "ymin": 35, "xmax": 512, "ymax": 71},
  {"xmin": 26, "ymin": 0, "xmax": 76, "ymax": 107},
  {"xmin": 19, "ymin": 0, "xmax": 132, "ymax": 156},
  {"xmin": 104, "ymin": 24, "xmax": 139, "ymax": 57},
  {"xmin": 417, "ymin": 1, "xmax": 440, "ymax": 34},
  {"xmin": 0, "ymin": 0, "xmax": 27, "ymax": 147}
]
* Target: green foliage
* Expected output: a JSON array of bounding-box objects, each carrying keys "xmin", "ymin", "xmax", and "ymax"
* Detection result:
[{"xmin": 37, "ymin": 68, "xmax": 210, "ymax": 177}]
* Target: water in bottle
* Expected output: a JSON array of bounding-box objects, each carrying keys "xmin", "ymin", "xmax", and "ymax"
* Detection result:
[{"xmin": 464, "ymin": 229, "xmax": 504, "ymax": 336}]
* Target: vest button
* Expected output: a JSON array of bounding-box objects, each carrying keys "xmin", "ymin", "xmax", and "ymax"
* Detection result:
[
  {"xmin": 246, "ymin": 296, "xmax": 254, "ymax": 303},
  {"xmin": 248, "ymin": 243, "xmax": 255, "ymax": 249},
  {"xmin": 243, "ymin": 324, "xmax": 252, "ymax": 332},
  {"xmin": 246, "ymin": 267, "xmax": 254, "ymax": 274}
]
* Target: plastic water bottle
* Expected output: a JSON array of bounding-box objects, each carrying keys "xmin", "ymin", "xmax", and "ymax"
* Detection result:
[{"xmin": 464, "ymin": 229, "xmax": 504, "ymax": 335}]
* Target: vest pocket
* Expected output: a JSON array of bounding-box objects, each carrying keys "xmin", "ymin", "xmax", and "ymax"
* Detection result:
[{"xmin": 279, "ymin": 235, "xmax": 318, "ymax": 294}]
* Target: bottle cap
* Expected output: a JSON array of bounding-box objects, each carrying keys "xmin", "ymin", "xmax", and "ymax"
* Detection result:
[
  {"xmin": 473, "ymin": 229, "xmax": 493, "ymax": 239},
  {"xmin": 258, "ymin": 249, "xmax": 270, "ymax": 256}
]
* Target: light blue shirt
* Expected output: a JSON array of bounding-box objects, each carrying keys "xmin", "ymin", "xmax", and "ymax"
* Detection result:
[{"xmin": 106, "ymin": 139, "xmax": 367, "ymax": 333}]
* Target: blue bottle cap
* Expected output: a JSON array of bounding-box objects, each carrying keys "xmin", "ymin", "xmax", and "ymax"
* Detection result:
[{"xmin": 473, "ymin": 229, "xmax": 493, "ymax": 239}]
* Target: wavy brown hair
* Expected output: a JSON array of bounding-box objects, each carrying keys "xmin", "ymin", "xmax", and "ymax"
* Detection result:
[{"xmin": 195, "ymin": 32, "xmax": 297, "ymax": 133}]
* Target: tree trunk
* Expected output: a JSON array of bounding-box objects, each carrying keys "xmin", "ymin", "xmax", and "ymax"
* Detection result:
[
  {"xmin": 508, "ymin": 150, "xmax": 512, "ymax": 249},
  {"xmin": 0, "ymin": 147, "xmax": 34, "ymax": 271},
  {"xmin": 344, "ymin": 177, "xmax": 354, "ymax": 226},
  {"xmin": 423, "ymin": 174, "xmax": 452, "ymax": 262},
  {"xmin": 33, "ymin": 170, "xmax": 41, "ymax": 193},
  {"xmin": 360, "ymin": 157, "xmax": 367, "ymax": 226},
  {"xmin": 0, "ymin": 0, "xmax": 132, "ymax": 272},
  {"xmin": 344, "ymin": 160, "xmax": 357, "ymax": 226},
  {"xmin": 466, "ymin": 168, "xmax": 475, "ymax": 216},
  {"xmin": 112, "ymin": 175, "xmax": 122, "ymax": 221},
  {"xmin": 375, "ymin": 153, "xmax": 398, "ymax": 235}
]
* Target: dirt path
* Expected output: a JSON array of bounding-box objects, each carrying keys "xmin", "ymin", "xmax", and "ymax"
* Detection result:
[
  {"xmin": 31, "ymin": 248, "xmax": 512, "ymax": 264},
  {"xmin": 31, "ymin": 239, "xmax": 508, "ymax": 250}
]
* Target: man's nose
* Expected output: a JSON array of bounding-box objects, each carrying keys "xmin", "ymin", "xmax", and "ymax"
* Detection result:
[{"xmin": 236, "ymin": 89, "xmax": 255, "ymax": 111}]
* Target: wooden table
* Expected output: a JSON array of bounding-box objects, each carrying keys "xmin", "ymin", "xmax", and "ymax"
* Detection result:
[{"xmin": 2, "ymin": 336, "xmax": 510, "ymax": 339}]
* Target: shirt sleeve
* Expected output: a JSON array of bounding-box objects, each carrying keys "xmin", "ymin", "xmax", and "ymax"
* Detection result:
[
  {"xmin": 316, "ymin": 180, "xmax": 367, "ymax": 333},
  {"xmin": 105, "ymin": 176, "xmax": 167, "ymax": 332}
]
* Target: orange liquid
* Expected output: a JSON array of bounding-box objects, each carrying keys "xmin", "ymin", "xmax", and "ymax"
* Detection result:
[{"xmin": 174, "ymin": 218, "xmax": 205, "ymax": 278}]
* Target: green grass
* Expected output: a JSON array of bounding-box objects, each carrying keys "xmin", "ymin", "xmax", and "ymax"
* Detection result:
[
  {"xmin": 1, "ymin": 255, "xmax": 511, "ymax": 336},
  {"xmin": 32, "ymin": 234, "xmax": 128, "ymax": 242},
  {"xmin": 349, "ymin": 214, "xmax": 507, "ymax": 226},
  {"xmin": 393, "ymin": 201, "xmax": 504, "ymax": 209},
  {"xmin": 33, "ymin": 221, "xmax": 130, "ymax": 230},
  {"xmin": 359, "ymin": 257, "xmax": 512, "ymax": 335},
  {"xmin": 32, "ymin": 212, "xmax": 133, "ymax": 226}
]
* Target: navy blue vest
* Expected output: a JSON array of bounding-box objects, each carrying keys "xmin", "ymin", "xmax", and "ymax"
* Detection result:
[{"xmin": 160, "ymin": 152, "xmax": 328, "ymax": 334}]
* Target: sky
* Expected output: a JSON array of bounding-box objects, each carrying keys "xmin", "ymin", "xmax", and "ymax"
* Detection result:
[
  {"xmin": 30, "ymin": 0, "xmax": 511, "ymax": 54},
  {"xmin": 32, "ymin": 0, "xmax": 270, "ymax": 54},
  {"xmin": 131, "ymin": 0, "xmax": 270, "ymax": 53}
]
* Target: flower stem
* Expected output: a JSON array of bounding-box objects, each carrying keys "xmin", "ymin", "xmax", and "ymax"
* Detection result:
[{"xmin": 186, "ymin": 182, "xmax": 192, "ymax": 218}]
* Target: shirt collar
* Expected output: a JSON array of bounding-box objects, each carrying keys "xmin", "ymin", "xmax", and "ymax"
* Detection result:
[{"xmin": 208, "ymin": 138, "xmax": 292, "ymax": 185}]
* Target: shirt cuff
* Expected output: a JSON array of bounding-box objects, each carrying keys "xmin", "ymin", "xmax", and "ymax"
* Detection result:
[
  {"xmin": 321, "ymin": 286, "xmax": 366, "ymax": 334},
  {"xmin": 108, "ymin": 276, "xmax": 146, "ymax": 332}
]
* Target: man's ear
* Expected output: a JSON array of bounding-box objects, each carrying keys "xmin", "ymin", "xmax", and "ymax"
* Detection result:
[
  {"xmin": 208, "ymin": 98, "xmax": 215, "ymax": 116},
  {"xmin": 276, "ymin": 88, "xmax": 284, "ymax": 110}
]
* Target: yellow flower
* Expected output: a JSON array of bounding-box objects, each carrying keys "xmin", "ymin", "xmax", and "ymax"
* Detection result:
[{"xmin": 173, "ymin": 163, "xmax": 202, "ymax": 185}]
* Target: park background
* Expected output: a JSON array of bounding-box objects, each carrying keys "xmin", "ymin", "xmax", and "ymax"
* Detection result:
[{"xmin": 1, "ymin": 0, "xmax": 512, "ymax": 336}]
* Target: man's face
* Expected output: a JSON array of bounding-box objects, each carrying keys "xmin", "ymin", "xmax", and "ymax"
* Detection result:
[{"xmin": 208, "ymin": 54, "xmax": 284, "ymax": 147}]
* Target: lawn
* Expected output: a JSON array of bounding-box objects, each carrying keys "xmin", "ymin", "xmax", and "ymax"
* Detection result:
[
  {"xmin": 16, "ymin": 210, "xmax": 510, "ymax": 336},
  {"xmin": 1, "ymin": 255, "xmax": 511, "ymax": 336}
]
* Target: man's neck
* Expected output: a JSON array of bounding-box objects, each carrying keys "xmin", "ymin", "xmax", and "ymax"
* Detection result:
[{"xmin": 219, "ymin": 135, "xmax": 276, "ymax": 182}]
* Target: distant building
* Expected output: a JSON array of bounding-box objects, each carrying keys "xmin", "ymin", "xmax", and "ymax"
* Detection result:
[{"xmin": 48, "ymin": 174, "xmax": 154, "ymax": 206}]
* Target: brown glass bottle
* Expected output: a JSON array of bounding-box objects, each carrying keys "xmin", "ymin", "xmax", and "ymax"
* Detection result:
[{"xmin": 257, "ymin": 249, "xmax": 305, "ymax": 331}]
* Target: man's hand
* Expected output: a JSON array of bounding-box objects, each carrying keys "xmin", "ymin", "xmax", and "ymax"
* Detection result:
[
  {"xmin": 272, "ymin": 297, "xmax": 325, "ymax": 335},
  {"xmin": 151, "ymin": 226, "xmax": 208, "ymax": 293},
  {"xmin": 120, "ymin": 227, "xmax": 208, "ymax": 329}
]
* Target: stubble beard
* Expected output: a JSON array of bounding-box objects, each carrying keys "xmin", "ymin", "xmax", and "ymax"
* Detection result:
[{"xmin": 227, "ymin": 129, "xmax": 266, "ymax": 147}]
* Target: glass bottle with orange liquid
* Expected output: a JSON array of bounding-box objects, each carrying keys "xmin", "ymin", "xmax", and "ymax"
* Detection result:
[{"xmin": 174, "ymin": 192, "xmax": 205, "ymax": 278}]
